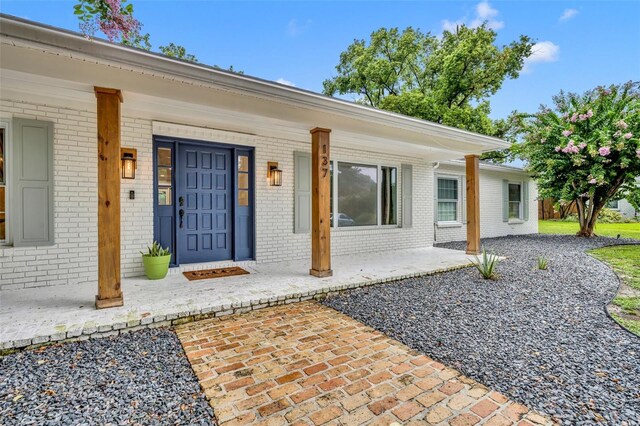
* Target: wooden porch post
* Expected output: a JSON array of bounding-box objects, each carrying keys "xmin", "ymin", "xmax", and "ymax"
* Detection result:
[
  {"xmin": 465, "ymin": 154, "xmax": 481, "ymax": 255},
  {"xmin": 95, "ymin": 87, "xmax": 124, "ymax": 309},
  {"xmin": 309, "ymin": 128, "xmax": 332, "ymax": 277}
]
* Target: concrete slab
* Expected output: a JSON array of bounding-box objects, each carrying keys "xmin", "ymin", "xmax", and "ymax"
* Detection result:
[{"xmin": 0, "ymin": 247, "xmax": 473, "ymax": 350}]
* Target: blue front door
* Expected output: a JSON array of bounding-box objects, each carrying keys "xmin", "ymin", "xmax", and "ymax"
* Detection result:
[{"xmin": 177, "ymin": 144, "xmax": 232, "ymax": 263}]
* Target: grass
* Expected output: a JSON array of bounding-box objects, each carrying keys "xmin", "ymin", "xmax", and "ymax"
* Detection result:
[
  {"xmin": 589, "ymin": 245, "xmax": 640, "ymax": 336},
  {"xmin": 611, "ymin": 313, "xmax": 640, "ymax": 336},
  {"xmin": 539, "ymin": 220, "xmax": 640, "ymax": 240},
  {"xmin": 590, "ymin": 245, "xmax": 640, "ymax": 291}
]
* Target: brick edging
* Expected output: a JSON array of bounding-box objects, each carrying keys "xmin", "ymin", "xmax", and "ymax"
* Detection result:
[{"xmin": 1, "ymin": 263, "xmax": 472, "ymax": 353}]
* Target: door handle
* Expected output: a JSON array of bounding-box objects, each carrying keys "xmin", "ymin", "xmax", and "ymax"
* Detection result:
[{"xmin": 179, "ymin": 209, "xmax": 184, "ymax": 228}]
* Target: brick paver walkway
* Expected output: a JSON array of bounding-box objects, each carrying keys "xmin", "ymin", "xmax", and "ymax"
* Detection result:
[{"xmin": 176, "ymin": 301, "xmax": 551, "ymax": 426}]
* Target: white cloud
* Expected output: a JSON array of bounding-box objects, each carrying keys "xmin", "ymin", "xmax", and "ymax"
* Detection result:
[
  {"xmin": 276, "ymin": 78, "xmax": 295, "ymax": 87},
  {"xmin": 559, "ymin": 8, "xmax": 579, "ymax": 21},
  {"xmin": 442, "ymin": 1, "xmax": 504, "ymax": 32},
  {"xmin": 523, "ymin": 41, "xmax": 560, "ymax": 72},
  {"xmin": 287, "ymin": 18, "xmax": 311, "ymax": 36}
]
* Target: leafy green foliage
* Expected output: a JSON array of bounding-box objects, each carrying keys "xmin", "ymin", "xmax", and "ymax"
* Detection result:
[
  {"xmin": 159, "ymin": 43, "xmax": 198, "ymax": 62},
  {"xmin": 537, "ymin": 256, "xmax": 549, "ymax": 270},
  {"xmin": 323, "ymin": 25, "xmax": 532, "ymax": 137},
  {"xmin": 597, "ymin": 208, "xmax": 630, "ymax": 223},
  {"xmin": 515, "ymin": 82, "xmax": 640, "ymax": 236},
  {"xmin": 472, "ymin": 247, "xmax": 499, "ymax": 280},
  {"xmin": 141, "ymin": 241, "xmax": 171, "ymax": 257}
]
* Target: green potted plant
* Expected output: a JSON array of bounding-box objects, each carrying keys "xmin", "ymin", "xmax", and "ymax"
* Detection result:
[{"xmin": 141, "ymin": 241, "xmax": 172, "ymax": 280}]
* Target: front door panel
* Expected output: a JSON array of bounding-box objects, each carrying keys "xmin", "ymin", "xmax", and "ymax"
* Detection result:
[{"xmin": 177, "ymin": 144, "xmax": 232, "ymax": 263}]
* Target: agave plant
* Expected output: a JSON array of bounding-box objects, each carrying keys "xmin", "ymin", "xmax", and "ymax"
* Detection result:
[
  {"xmin": 141, "ymin": 241, "xmax": 171, "ymax": 257},
  {"xmin": 537, "ymin": 256, "xmax": 549, "ymax": 270},
  {"xmin": 472, "ymin": 247, "xmax": 499, "ymax": 280}
]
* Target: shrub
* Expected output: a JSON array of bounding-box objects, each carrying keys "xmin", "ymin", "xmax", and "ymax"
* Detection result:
[
  {"xmin": 472, "ymin": 247, "xmax": 499, "ymax": 280},
  {"xmin": 597, "ymin": 208, "xmax": 629, "ymax": 223},
  {"xmin": 537, "ymin": 256, "xmax": 549, "ymax": 270}
]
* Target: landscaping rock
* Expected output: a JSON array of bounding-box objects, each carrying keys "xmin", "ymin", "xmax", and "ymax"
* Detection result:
[
  {"xmin": 323, "ymin": 235, "xmax": 640, "ymax": 425},
  {"xmin": 0, "ymin": 328, "xmax": 214, "ymax": 425}
]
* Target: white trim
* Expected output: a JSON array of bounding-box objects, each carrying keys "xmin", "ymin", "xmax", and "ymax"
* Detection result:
[
  {"xmin": 330, "ymin": 159, "xmax": 400, "ymax": 230},
  {"xmin": 507, "ymin": 181, "xmax": 524, "ymax": 221},
  {"xmin": 0, "ymin": 119, "xmax": 11, "ymax": 245},
  {"xmin": 435, "ymin": 173, "xmax": 463, "ymax": 224},
  {"xmin": 1, "ymin": 15, "xmax": 509, "ymax": 154}
]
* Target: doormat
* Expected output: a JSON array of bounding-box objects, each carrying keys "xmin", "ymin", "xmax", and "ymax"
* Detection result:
[{"xmin": 183, "ymin": 267, "xmax": 250, "ymax": 281}]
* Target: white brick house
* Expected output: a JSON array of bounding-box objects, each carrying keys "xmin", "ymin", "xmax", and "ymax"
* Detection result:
[{"xmin": 0, "ymin": 16, "xmax": 537, "ymax": 302}]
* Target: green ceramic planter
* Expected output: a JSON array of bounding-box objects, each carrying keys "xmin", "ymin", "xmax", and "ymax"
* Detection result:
[{"xmin": 142, "ymin": 254, "xmax": 172, "ymax": 280}]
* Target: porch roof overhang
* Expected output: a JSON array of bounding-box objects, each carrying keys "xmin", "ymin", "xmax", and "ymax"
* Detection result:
[{"xmin": 0, "ymin": 14, "xmax": 509, "ymax": 160}]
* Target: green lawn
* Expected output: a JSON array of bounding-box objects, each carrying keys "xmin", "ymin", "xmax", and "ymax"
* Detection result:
[
  {"xmin": 589, "ymin": 245, "xmax": 640, "ymax": 336},
  {"xmin": 539, "ymin": 220, "xmax": 640, "ymax": 240}
]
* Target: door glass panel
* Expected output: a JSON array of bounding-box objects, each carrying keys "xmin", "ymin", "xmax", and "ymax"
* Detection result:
[
  {"xmin": 239, "ymin": 189, "xmax": 249, "ymax": 206},
  {"xmin": 238, "ymin": 155, "xmax": 249, "ymax": 172},
  {"xmin": 0, "ymin": 128, "xmax": 4, "ymax": 183},
  {"xmin": 158, "ymin": 168, "xmax": 172, "ymax": 186},
  {"xmin": 238, "ymin": 173, "xmax": 249, "ymax": 189},
  {"xmin": 158, "ymin": 187, "xmax": 172, "ymax": 206},
  {"xmin": 158, "ymin": 148, "xmax": 172, "ymax": 167}
]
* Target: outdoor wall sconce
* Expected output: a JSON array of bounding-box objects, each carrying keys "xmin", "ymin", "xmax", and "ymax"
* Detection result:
[
  {"xmin": 267, "ymin": 161, "xmax": 282, "ymax": 186},
  {"xmin": 121, "ymin": 148, "xmax": 137, "ymax": 179}
]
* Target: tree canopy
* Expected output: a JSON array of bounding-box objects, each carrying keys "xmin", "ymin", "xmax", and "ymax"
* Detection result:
[
  {"xmin": 323, "ymin": 25, "xmax": 532, "ymax": 137},
  {"xmin": 515, "ymin": 81, "xmax": 640, "ymax": 236}
]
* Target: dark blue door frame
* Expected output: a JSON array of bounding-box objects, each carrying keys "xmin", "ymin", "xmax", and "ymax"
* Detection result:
[{"xmin": 153, "ymin": 135, "xmax": 255, "ymax": 266}]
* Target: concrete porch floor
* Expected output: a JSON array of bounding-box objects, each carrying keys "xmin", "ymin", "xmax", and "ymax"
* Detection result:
[{"xmin": 0, "ymin": 247, "xmax": 473, "ymax": 350}]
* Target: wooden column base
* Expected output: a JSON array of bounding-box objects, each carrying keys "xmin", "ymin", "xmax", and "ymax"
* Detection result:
[
  {"xmin": 95, "ymin": 294, "xmax": 124, "ymax": 309},
  {"xmin": 310, "ymin": 268, "xmax": 333, "ymax": 278},
  {"xmin": 466, "ymin": 249, "xmax": 481, "ymax": 255}
]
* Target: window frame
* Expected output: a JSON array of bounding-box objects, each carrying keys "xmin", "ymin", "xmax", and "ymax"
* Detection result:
[
  {"xmin": 436, "ymin": 176, "xmax": 461, "ymax": 224},
  {"xmin": 330, "ymin": 159, "xmax": 400, "ymax": 230},
  {"xmin": 508, "ymin": 181, "xmax": 524, "ymax": 221},
  {"xmin": 435, "ymin": 174, "xmax": 463, "ymax": 226},
  {"xmin": 607, "ymin": 199, "xmax": 620, "ymax": 210},
  {"xmin": 0, "ymin": 120, "xmax": 11, "ymax": 245}
]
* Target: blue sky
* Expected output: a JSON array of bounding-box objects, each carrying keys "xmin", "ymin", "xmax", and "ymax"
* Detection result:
[{"xmin": 2, "ymin": 1, "xmax": 639, "ymax": 120}]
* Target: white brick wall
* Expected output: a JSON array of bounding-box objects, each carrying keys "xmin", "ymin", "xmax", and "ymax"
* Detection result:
[
  {"xmin": 0, "ymin": 99, "xmax": 433, "ymax": 290},
  {"xmin": 0, "ymin": 100, "xmax": 98, "ymax": 291},
  {"xmin": 433, "ymin": 163, "xmax": 538, "ymax": 243}
]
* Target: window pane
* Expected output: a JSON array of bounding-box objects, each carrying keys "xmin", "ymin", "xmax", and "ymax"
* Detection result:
[
  {"xmin": 337, "ymin": 163, "xmax": 377, "ymax": 227},
  {"xmin": 381, "ymin": 166, "xmax": 397, "ymax": 225},
  {"xmin": 438, "ymin": 201, "xmax": 457, "ymax": 221},
  {"xmin": 509, "ymin": 202, "xmax": 520, "ymax": 219},
  {"xmin": 238, "ymin": 155, "xmax": 249, "ymax": 172},
  {"xmin": 0, "ymin": 186, "xmax": 4, "ymax": 241},
  {"xmin": 607, "ymin": 200, "xmax": 619, "ymax": 209},
  {"xmin": 330, "ymin": 162, "xmax": 333, "ymax": 227},
  {"xmin": 438, "ymin": 178, "xmax": 457, "ymax": 200},
  {"xmin": 157, "ymin": 148, "xmax": 171, "ymax": 167},
  {"xmin": 509, "ymin": 184, "xmax": 521, "ymax": 202},
  {"xmin": 238, "ymin": 172, "xmax": 249, "ymax": 189},
  {"xmin": 158, "ymin": 167, "xmax": 172, "ymax": 186},
  {"xmin": 0, "ymin": 128, "xmax": 4, "ymax": 183},
  {"xmin": 158, "ymin": 187, "xmax": 172, "ymax": 206},
  {"xmin": 239, "ymin": 189, "xmax": 249, "ymax": 206}
]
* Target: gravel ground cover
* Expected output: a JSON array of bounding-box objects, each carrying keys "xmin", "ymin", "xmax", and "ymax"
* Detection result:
[
  {"xmin": 323, "ymin": 235, "xmax": 640, "ymax": 425},
  {"xmin": 0, "ymin": 328, "xmax": 214, "ymax": 425}
]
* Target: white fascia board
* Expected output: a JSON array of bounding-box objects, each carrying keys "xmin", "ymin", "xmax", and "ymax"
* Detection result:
[{"xmin": 0, "ymin": 14, "xmax": 509, "ymax": 152}]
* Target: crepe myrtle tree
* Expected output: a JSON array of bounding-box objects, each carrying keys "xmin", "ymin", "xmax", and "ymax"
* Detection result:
[{"xmin": 516, "ymin": 81, "xmax": 640, "ymax": 237}]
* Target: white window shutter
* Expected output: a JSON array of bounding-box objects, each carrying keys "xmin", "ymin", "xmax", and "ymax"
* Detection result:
[
  {"xmin": 402, "ymin": 164, "xmax": 413, "ymax": 228},
  {"xmin": 12, "ymin": 118, "xmax": 55, "ymax": 246},
  {"xmin": 502, "ymin": 179, "xmax": 509, "ymax": 222},
  {"xmin": 294, "ymin": 151, "xmax": 311, "ymax": 233}
]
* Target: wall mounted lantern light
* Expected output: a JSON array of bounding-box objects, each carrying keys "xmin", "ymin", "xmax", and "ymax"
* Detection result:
[
  {"xmin": 267, "ymin": 161, "xmax": 282, "ymax": 186},
  {"xmin": 121, "ymin": 148, "xmax": 137, "ymax": 179}
]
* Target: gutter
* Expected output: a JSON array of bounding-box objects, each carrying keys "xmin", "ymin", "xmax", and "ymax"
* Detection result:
[{"xmin": 0, "ymin": 14, "xmax": 509, "ymax": 151}]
